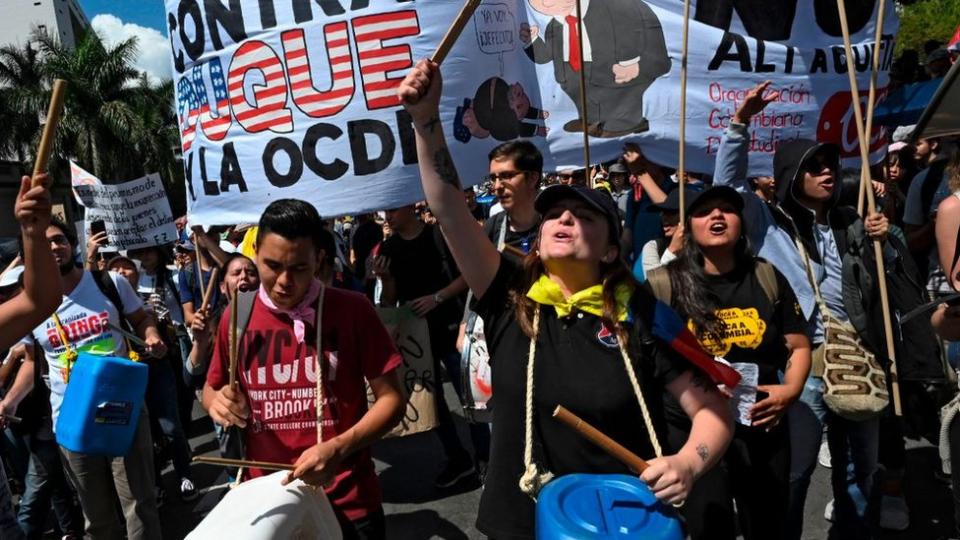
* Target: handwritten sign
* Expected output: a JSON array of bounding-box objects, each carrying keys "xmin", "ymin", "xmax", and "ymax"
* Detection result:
[
  {"xmin": 71, "ymin": 162, "xmax": 178, "ymax": 250},
  {"xmin": 367, "ymin": 307, "xmax": 438, "ymax": 438}
]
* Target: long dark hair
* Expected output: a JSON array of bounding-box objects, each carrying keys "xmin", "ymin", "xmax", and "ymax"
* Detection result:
[{"xmin": 665, "ymin": 218, "xmax": 754, "ymax": 342}]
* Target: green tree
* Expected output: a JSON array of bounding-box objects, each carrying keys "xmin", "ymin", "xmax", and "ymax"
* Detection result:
[
  {"xmin": 0, "ymin": 43, "xmax": 45, "ymax": 163},
  {"xmin": 896, "ymin": 0, "xmax": 960, "ymax": 56},
  {"xmin": 35, "ymin": 28, "xmax": 145, "ymax": 181}
]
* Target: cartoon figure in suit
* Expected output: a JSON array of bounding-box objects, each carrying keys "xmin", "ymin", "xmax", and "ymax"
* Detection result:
[
  {"xmin": 520, "ymin": 0, "xmax": 670, "ymax": 137},
  {"xmin": 456, "ymin": 77, "xmax": 549, "ymax": 143}
]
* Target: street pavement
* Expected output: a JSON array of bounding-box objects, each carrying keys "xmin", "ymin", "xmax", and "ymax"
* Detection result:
[{"xmin": 148, "ymin": 384, "xmax": 955, "ymax": 539}]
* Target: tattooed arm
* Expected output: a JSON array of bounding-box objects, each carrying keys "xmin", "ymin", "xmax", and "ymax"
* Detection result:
[
  {"xmin": 398, "ymin": 60, "xmax": 501, "ymax": 298},
  {"xmin": 640, "ymin": 369, "xmax": 732, "ymax": 505}
]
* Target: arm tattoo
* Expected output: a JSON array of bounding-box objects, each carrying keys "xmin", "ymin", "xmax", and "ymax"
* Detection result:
[
  {"xmin": 422, "ymin": 115, "xmax": 440, "ymax": 134},
  {"xmin": 696, "ymin": 443, "xmax": 709, "ymax": 463},
  {"xmin": 433, "ymin": 147, "xmax": 462, "ymax": 189}
]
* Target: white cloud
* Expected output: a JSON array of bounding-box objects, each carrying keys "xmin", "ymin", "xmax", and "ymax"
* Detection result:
[{"xmin": 91, "ymin": 14, "xmax": 171, "ymax": 84}]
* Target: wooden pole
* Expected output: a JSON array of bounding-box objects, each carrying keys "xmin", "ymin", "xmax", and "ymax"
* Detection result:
[
  {"xmin": 574, "ymin": 0, "xmax": 591, "ymax": 184},
  {"xmin": 197, "ymin": 267, "xmax": 220, "ymax": 313},
  {"xmin": 193, "ymin": 456, "xmax": 294, "ymax": 472},
  {"xmin": 430, "ymin": 0, "xmax": 483, "ymax": 65},
  {"xmin": 229, "ymin": 288, "xmax": 238, "ymax": 389},
  {"xmin": 836, "ymin": 0, "xmax": 901, "ymax": 415},
  {"xmin": 553, "ymin": 405, "xmax": 649, "ymax": 473},
  {"xmin": 857, "ymin": 0, "xmax": 888, "ymax": 216},
  {"xmin": 677, "ymin": 0, "xmax": 692, "ymax": 223},
  {"xmin": 32, "ymin": 79, "xmax": 68, "ymax": 186}
]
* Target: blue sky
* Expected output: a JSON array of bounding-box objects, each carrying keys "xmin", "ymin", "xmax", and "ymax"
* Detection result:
[
  {"xmin": 78, "ymin": 1, "xmax": 172, "ymax": 82},
  {"xmin": 79, "ymin": 1, "xmax": 167, "ymax": 33}
]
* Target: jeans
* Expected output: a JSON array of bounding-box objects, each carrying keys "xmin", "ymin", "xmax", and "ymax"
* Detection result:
[
  {"xmin": 60, "ymin": 408, "xmax": 161, "ymax": 540},
  {"xmin": 145, "ymin": 356, "xmax": 193, "ymax": 482},
  {"xmin": 0, "ymin": 463, "xmax": 23, "ymax": 540},
  {"xmin": 442, "ymin": 351, "xmax": 491, "ymax": 463},
  {"xmin": 786, "ymin": 376, "xmax": 880, "ymax": 540},
  {"xmin": 18, "ymin": 430, "xmax": 83, "ymax": 539}
]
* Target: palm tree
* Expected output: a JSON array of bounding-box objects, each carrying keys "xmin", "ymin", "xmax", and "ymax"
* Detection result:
[
  {"xmin": 0, "ymin": 43, "xmax": 45, "ymax": 163},
  {"xmin": 35, "ymin": 28, "xmax": 146, "ymax": 182}
]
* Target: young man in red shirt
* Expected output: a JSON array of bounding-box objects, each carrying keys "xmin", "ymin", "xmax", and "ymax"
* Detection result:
[{"xmin": 202, "ymin": 199, "xmax": 406, "ymax": 539}]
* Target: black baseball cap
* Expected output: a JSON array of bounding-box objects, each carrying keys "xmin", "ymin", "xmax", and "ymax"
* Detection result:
[
  {"xmin": 650, "ymin": 188, "xmax": 697, "ymax": 212},
  {"xmin": 534, "ymin": 184, "xmax": 623, "ymax": 242},
  {"xmin": 685, "ymin": 185, "xmax": 744, "ymax": 218}
]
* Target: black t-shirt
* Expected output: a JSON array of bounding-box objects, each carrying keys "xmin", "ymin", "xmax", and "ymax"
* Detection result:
[
  {"xmin": 472, "ymin": 257, "xmax": 689, "ymax": 540},
  {"xmin": 379, "ymin": 224, "xmax": 462, "ymax": 354},
  {"xmin": 483, "ymin": 212, "xmax": 540, "ymax": 259},
  {"xmin": 654, "ymin": 263, "xmax": 805, "ymax": 429},
  {"xmin": 350, "ymin": 220, "xmax": 383, "ymax": 282}
]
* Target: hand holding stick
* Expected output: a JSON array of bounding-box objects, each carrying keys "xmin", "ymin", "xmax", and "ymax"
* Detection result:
[{"xmin": 553, "ymin": 405, "xmax": 649, "ymax": 474}]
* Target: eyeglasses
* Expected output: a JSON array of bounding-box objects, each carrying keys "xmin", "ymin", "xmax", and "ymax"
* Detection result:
[
  {"xmin": 485, "ymin": 170, "xmax": 527, "ymax": 182},
  {"xmin": 48, "ymin": 234, "xmax": 70, "ymax": 246}
]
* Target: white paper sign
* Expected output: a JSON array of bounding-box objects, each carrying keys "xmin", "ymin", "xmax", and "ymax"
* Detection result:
[
  {"xmin": 730, "ymin": 362, "xmax": 759, "ymax": 427},
  {"xmin": 70, "ymin": 162, "xmax": 179, "ymax": 250}
]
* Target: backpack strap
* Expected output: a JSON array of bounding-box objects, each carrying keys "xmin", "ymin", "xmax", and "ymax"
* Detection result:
[
  {"xmin": 235, "ymin": 289, "xmax": 257, "ymax": 341},
  {"xmin": 754, "ymin": 260, "xmax": 779, "ymax": 307},
  {"xmin": 645, "ymin": 266, "xmax": 672, "ymax": 305},
  {"xmin": 91, "ymin": 270, "xmax": 131, "ymax": 332}
]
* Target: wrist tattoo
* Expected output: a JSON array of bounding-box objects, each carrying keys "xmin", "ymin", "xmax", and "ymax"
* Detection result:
[
  {"xmin": 433, "ymin": 147, "xmax": 462, "ymax": 188},
  {"xmin": 422, "ymin": 116, "xmax": 440, "ymax": 134},
  {"xmin": 696, "ymin": 443, "xmax": 709, "ymax": 463}
]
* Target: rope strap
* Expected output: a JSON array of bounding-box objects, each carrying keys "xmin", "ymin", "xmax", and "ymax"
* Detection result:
[
  {"xmin": 315, "ymin": 284, "xmax": 326, "ymax": 445},
  {"xmin": 518, "ymin": 305, "xmax": 664, "ymax": 499}
]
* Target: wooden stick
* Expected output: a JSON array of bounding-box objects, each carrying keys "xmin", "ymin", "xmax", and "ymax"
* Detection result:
[
  {"xmin": 193, "ymin": 456, "xmax": 294, "ymax": 472},
  {"xmin": 198, "ymin": 267, "xmax": 220, "ymax": 313},
  {"xmin": 836, "ymin": 0, "xmax": 901, "ymax": 416},
  {"xmin": 195, "ymin": 253, "xmax": 207, "ymax": 304},
  {"xmin": 107, "ymin": 322, "xmax": 148, "ymax": 348},
  {"xmin": 430, "ymin": 0, "xmax": 483, "ymax": 65},
  {"xmin": 229, "ymin": 288, "xmax": 238, "ymax": 389},
  {"xmin": 32, "ymin": 79, "xmax": 68, "ymax": 185},
  {"xmin": 677, "ymin": 0, "xmax": 692, "ymax": 223},
  {"xmin": 553, "ymin": 405, "xmax": 649, "ymax": 473},
  {"xmin": 573, "ymin": 0, "xmax": 591, "ymax": 184},
  {"xmin": 857, "ymin": 0, "xmax": 888, "ymax": 216}
]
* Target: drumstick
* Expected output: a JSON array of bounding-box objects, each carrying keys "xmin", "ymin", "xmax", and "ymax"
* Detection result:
[
  {"xmin": 553, "ymin": 405, "xmax": 650, "ymax": 474},
  {"xmin": 32, "ymin": 79, "xmax": 68, "ymax": 184},
  {"xmin": 1, "ymin": 414, "xmax": 22, "ymax": 424},
  {"xmin": 430, "ymin": 0, "xmax": 482, "ymax": 65},
  {"xmin": 192, "ymin": 456, "xmax": 294, "ymax": 471}
]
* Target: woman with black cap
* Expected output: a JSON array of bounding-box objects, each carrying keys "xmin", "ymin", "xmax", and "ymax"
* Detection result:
[
  {"xmin": 645, "ymin": 186, "xmax": 812, "ymax": 540},
  {"xmin": 398, "ymin": 59, "xmax": 733, "ymax": 540}
]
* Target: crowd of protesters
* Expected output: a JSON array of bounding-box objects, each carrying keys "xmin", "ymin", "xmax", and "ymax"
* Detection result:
[{"xmin": 0, "ymin": 44, "xmax": 958, "ymax": 540}]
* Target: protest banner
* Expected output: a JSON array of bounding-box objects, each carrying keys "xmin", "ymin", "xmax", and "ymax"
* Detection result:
[
  {"xmin": 70, "ymin": 162, "xmax": 179, "ymax": 250},
  {"xmin": 167, "ymin": 0, "xmax": 898, "ymax": 225},
  {"xmin": 367, "ymin": 307, "xmax": 438, "ymax": 438}
]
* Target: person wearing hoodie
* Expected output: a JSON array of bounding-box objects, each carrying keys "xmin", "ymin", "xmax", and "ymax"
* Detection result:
[{"xmin": 714, "ymin": 82, "xmax": 895, "ymax": 539}]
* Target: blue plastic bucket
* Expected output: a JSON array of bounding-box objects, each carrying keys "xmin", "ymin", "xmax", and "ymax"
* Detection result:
[
  {"xmin": 55, "ymin": 353, "xmax": 148, "ymax": 456},
  {"xmin": 536, "ymin": 474, "xmax": 683, "ymax": 540}
]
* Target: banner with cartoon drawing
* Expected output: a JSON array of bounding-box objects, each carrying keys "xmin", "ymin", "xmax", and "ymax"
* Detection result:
[{"xmin": 167, "ymin": 0, "xmax": 898, "ymax": 225}]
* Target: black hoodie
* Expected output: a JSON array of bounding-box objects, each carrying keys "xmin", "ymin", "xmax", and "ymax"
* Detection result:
[{"xmin": 772, "ymin": 139, "xmax": 891, "ymax": 361}]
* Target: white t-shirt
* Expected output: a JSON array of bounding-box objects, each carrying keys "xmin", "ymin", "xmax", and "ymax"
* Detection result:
[{"xmin": 23, "ymin": 271, "xmax": 143, "ymax": 430}]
